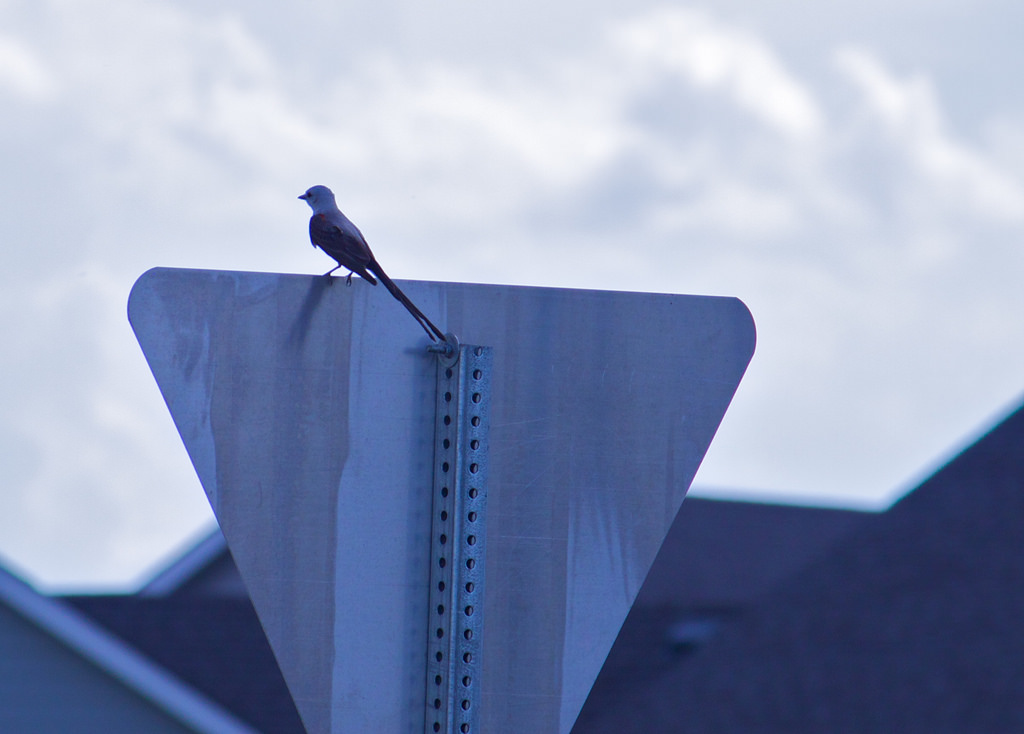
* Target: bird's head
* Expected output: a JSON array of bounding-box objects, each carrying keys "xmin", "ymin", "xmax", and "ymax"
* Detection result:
[{"xmin": 298, "ymin": 185, "xmax": 336, "ymax": 213}]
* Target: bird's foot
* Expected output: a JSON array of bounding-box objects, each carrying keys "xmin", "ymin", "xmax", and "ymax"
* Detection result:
[{"xmin": 346, "ymin": 273, "xmax": 354, "ymax": 286}]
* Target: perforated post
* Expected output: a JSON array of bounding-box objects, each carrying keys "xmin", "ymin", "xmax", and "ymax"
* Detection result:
[{"xmin": 425, "ymin": 342, "xmax": 492, "ymax": 734}]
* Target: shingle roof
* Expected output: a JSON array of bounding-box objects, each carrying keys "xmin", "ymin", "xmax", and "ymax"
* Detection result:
[
  {"xmin": 0, "ymin": 566, "xmax": 258, "ymax": 734},
  {"xmin": 64, "ymin": 596, "xmax": 305, "ymax": 734},
  {"xmin": 576, "ymin": 399, "xmax": 1024, "ymax": 733},
  {"xmin": 65, "ymin": 398, "xmax": 1024, "ymax": 734},
  {"xmin": 64, "ymin": 497, "xmax": 867, "ymax": 734},
  {"xmin": 636, "ymin": 496, "xmax": 869, "ymax": 608}
]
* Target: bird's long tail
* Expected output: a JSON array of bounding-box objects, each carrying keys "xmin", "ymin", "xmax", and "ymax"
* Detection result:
[{"xmin": 370, "ymin": 263, "xmax": 446, "ymax": 342}]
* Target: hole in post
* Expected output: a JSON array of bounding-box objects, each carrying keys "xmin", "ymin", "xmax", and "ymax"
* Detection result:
[
  {"xmin": 441, "ymin": 510, "xmax": 448, "ymax": 521},
  {"xmin": 438, "ymin": 581, "xmax": 445, "ymax": 592},
  {"xmin": 463, "ymin": 675, "xmax": 472, "ymax": 687},
  {"xmin": 469, "ymin": 463, "xmax": 478, "ymax": 474},
  {"xmin": 441, "ymin": 487, "xmax": 449, "ymax": 497},
  {"xmin": 470, "ymin": 439, "xmax": 479, "ymax": 450},
  {"xmin": 472, "ymin": 393, "xmax": 481, "ymax": 404},
  {"xmin": 469, "ymin": 488, "xmax": 478, "ymax": 499},
  {"xmin": 440, "ymin": 534, "xmax": 447, "ymax": 545},
  {"xmin": 433, "ymin": 723, "xmax": 440, "ymax": 733},
  {"xmin": 445, "ymin": 391, "xmax": 452, "ymax": 402},
  {"xmin": 443, "ymin": 438, "xmax": 450, "ymax": 449},
  {"xmin": 464, "ymin": 629, "xmax": 473, "ymax": 640},
  {"xmin": 463, "ymin": 652, "xmax": 472, "ymax": 663},
  {"xmin": 473, "ymin": 369, "xmax": 482, "ymax": 380},
  {"xmin": 435, "ymin": 675, "xmax": 442, "ymax": 685},
  {"xmin": 442, "ymin": 462, "xmax": 450, "ymax": 473},
  {"xmin": 437, "ymin": 604, "xmax": 445, "ymax": 616},
  {"xmin": 466, "ymin": 558, "xmax": 475, "ymax": 569},
  {"xmin": 439, "ymin": 557, "xmax": 446, "ymax": 568},
  {"xmin": 465, "ymin": 605, "xmax": 474, "ymax": 616},
  {"xmin": 461, "ymin": 724, "xmax": 469, "ymax": 733},
  {"xmin": 436, "ymin": 651, "xmax": 443, "ymax": 662},
  {"xmin": 465, "ymin": 582, "xmax": 474, "ymax": 593},
  {"xmin": 461, "ymin": 699, "xmax": 471, "ymax": 710},
  {"xmin": 436, "ymin": 628, "xmax": 444, "ymax": 638},
  {"xmin": 467, "ymin": 512, "xmax": 477, "ymax": 522},
  {"xmin": 471, "ymin": 416, "xmax": 480, "ymax": 427},
  {"xmin": 467, "ymin": 535, "xmax": 476, "ymax": 546},
  {"xmin": 446, "ymin": 368, "xmax": 453, "ymax": 378}
]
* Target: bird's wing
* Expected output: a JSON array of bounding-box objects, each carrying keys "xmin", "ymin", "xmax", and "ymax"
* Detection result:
[{"xmin": 310, "ymin": 213, "xmax": 374, "ymax": 272}]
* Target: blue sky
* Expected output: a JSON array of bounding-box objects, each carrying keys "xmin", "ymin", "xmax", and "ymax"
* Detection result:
[{"xmin": 2, "ymin": 0, "xmax": 1024, "ymax": 588}]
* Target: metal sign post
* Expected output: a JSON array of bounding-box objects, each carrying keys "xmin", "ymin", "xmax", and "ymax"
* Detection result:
[
  {"xmin": 129, "ymin": 268, "xmax": 755, "ymax": 733},
  {"xmin": 426, "ymin": 341, "xmax": 492, "ymax": 734}
]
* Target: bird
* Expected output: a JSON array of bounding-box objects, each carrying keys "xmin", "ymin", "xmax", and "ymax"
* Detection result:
[{"xmin": 299, "ymin": 185, "xmax": 446, "ymax": 342}]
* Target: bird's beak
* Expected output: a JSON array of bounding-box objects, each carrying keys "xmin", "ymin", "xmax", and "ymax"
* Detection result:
[{"xmin": 298, "ymin": 194, "xmax": 307, "ymax": 200}]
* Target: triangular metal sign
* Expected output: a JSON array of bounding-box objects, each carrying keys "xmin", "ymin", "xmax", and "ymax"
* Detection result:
[{"xmin": 129, "ymin": 268, "xmax": 755, "ymax": 733}]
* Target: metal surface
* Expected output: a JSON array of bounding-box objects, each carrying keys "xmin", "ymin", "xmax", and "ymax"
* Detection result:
[
  {"xmin": 426, "ymin": 345, "xmax": 492, "ymax": 734},
  {"xmin": 128, "ymin": 268, "xmax": 756, "ymax": 733}
]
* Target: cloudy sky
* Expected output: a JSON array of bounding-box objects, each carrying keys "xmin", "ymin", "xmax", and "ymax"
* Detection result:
[{"xmin": 3, "ymin": 0, "xmax": 1024, "ymax": 589}]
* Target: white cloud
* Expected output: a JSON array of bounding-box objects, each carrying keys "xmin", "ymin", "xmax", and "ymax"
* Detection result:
[
  {"xmin": 0, "ymin": 264, "xmax": 209, "ymax": 589},
  {"xmin": 3, "ymin": 1, "xmax": 1024, "ymax": 585},
  {"xmin": 611, "ymin": 8, "xmax": 824, "ymax": 138},
  {"xmin": 0, "ymin": 34, "xmax": 57, "ymax": 101},
  {"xmin": 835, "ymin": 46, "xmax": 1024, "ymax": 222}
]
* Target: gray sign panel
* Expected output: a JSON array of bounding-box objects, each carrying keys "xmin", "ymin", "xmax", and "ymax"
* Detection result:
[{"xmin": 129, "ymin": 268, "xmax": 755, "ymax": 733}]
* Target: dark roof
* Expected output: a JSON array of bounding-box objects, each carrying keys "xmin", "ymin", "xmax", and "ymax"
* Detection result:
[
  {"xmin": 576, "ymin": 399, "xmax": 1024, "ymax": 733},
  {"xmin": 69, "ymin": 396, "xmax": 1024, "ymax": 734},
  {"xmin": 577, "ymin": 497, "xmax": 869, "ymax": 730},
  {"xmin": 635, "ymin": 496, "xmax": 869, "ymax": 608},
  {"xmin": 63, "ymin": 498, "xmax": 866, "ymax": 734},
  {"xmin": 64, "ymin": 596, "xmax": 305, "ymax": 734},
  {"xmin": 0, "ymin": 565, "xmax": 257, "ymax": 734}
]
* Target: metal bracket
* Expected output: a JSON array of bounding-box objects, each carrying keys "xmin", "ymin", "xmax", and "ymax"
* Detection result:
[{"xmin": 425, "ymin": 343, "xmax": 492, "ymax": 734}]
